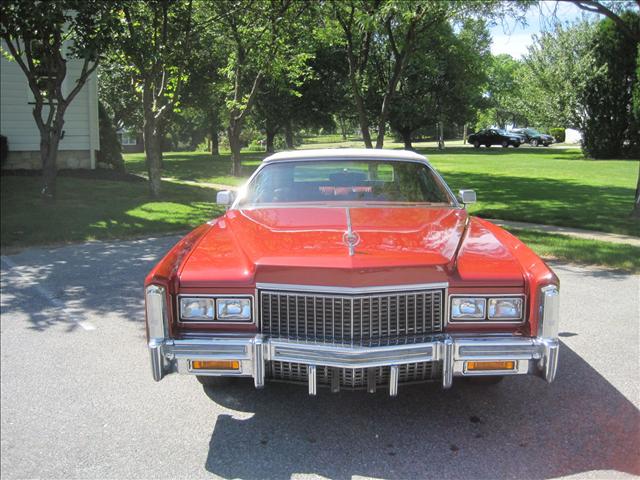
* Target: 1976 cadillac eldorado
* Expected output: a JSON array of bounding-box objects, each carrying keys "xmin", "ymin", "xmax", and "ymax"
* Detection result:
[{"xmin": 145, "ymin": 149, "xmax": 560, "ymax": 396}]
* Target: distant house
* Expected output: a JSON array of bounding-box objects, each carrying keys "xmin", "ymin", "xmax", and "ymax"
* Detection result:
[
  {"xmin": 0, "ymin": 41, "xmax": 100, "ymax": 170},
  {"xmin": 117, "ymin": 128, "xmax": 144, "ymax": 153}
]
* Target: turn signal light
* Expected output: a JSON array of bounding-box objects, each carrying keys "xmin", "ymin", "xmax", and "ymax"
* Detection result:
[
  {"xmin": 466, "ymin": 361, "xmax": 515, "ymax": 371},
  {"xmin": 191, "ymin": 360, "xmax": 240, "ymax": 370}
]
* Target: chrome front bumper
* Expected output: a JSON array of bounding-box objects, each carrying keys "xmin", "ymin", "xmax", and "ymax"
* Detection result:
[{"xmin": 149, "ymin": 334, "xmax": 559, "ymax": 396}]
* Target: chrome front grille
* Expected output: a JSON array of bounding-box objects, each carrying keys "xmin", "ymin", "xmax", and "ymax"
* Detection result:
[
  {"xmin": 268, "ymin": 361, "xmax": 442, "ymax": 389},
  {"xmin": 260, "ymin": 288, "xmax": 444, "ymax": 343}
]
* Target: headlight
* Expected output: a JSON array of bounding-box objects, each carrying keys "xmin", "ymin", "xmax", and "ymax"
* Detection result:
[
  {"xmin": 450, "ymin": 295, "xmax": 524, "ymax": 322},
  {"xmin": 180, "ymin": 297, "xmax": 215, "ymax": 321},
  {"xmin": 450, "ymin": 297, "xmax": 486, "ymax": 320},
  {"xmin": 216, "ymin": 298, "xmax": 252, "ymax": 321},
  {"xmin": 179, "ymin": 296, "xmax": 253, "ymax": 322},
  {"xmin": 488, "ymin": 297, "xmax": 523, "ymax": 320}
]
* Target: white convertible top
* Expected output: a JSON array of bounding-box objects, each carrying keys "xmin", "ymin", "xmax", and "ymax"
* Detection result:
[{"xmin": 263, "ymin": 148, "xmax": 428, "ymax": 163}]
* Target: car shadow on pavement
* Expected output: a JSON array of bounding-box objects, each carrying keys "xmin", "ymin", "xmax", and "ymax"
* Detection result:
[{"xmin": 202, "ymin": 342, "xmax": 639, "ymax": 480}]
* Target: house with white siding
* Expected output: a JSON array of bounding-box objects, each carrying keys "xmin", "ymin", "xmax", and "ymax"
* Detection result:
[{"xmin": 0, "ymin": 42, "xmax": 99, "ymax": 170}]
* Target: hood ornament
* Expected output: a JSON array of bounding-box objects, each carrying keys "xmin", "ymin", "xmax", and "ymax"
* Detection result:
[{"xmin": 343, "ymin": 208, "xmax": 360, "ymax": 256}]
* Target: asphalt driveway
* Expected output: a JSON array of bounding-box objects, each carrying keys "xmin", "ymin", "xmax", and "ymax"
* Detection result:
[{"xmin": 1, "ymin": 236, "xmax": 638, "ymax": 479}]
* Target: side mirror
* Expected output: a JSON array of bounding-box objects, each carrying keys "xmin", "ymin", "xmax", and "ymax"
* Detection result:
[
  {"xmin": 216, "ymin": 190, "xmax": 235, "ymax": 207},
  {"xmin": 458, "ymin": 189, "xmax": 476, "ymax": 205}
]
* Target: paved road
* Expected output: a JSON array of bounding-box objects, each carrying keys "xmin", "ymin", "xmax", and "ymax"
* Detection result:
[{"xmin": 1, "ymin": 236, "xmax": 639, "ymax": 479}]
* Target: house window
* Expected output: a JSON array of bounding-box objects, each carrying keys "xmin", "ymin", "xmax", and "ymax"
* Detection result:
[{"xmin": 117, "ymin": 131, "xmax": 138, "ymax": 146}]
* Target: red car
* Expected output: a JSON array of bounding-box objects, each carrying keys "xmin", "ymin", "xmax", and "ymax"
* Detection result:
[{"xmin": 145, "ymin": 149, "xmax": 560, "ymax": 396}]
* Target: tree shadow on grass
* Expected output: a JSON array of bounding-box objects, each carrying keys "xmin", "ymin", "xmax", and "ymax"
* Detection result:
[
  {"xmin": 124, "ymin": 151, "xmax": 264, "ymax": 184},
  {"xmin": 202, "ymin": 342, "xmax": 639, "ymax": 479},
  {"xmin": 439, "ymin": 171, "xmax": 639, "ymax": 236}
]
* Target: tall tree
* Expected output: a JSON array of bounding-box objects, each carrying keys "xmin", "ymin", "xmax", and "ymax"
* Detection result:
[
  {"xmin": 330, "ymin": 0, "xmax": 528, "ymax": 149},
  {"xmin": 518, "ymin": 21, "xmax": 597, "ymax": 129},
  {"xmin": 389, "ymin": 19, "xmax": 491, "ymax": 149},
  {"xmin": 202, "ymin": 0, "xmax": 309, "ymax": 176},
  {"xmin": 0, "ymin": 0, "xmax": 119, "ymax": 201},
  {"xmin": 111, "ymin": 0, "xmax": 195, "ymax": 197}
]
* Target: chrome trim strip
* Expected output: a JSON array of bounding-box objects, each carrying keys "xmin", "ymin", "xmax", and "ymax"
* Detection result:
[
  {"xmin": 539, "ymin": 285, "xmax": 560, "ymax": 339},
  {"xmin": 442, "ymin": 336, "xmax": 453, "ymax": 388},
  {"xmin": 268, "ymin": 339, "xmax": 436, "ymax": 369},
  {"xmin": 389, "ymin": 365, "xmax": 399, "ymax": 397},
  {"xmin": 149, "ymin": 333, "xmax": 560, "ymax": 392},
  {"xmin": 256, "ymin": 282, "xmax": 448, "ymax": 294},
  {"xmin": 308, "ymin": 365, "xmax": 317, "ymax": 395}
]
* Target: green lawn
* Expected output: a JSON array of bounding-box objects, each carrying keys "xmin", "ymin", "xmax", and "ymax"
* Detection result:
[
  {"xmin": 125, "ymin": 144, "xmax": 639, "ymax": 237},
  {"xmin": 2, "ymin": 140, "xmax": 638, "ymax": 273},
  {"xmin": 506, "ymin": 228, "xmax": 640, "ymax": 273},
  {"xmin": 0, "ymin": 175, "xmax": 224, "ymax": 247}
]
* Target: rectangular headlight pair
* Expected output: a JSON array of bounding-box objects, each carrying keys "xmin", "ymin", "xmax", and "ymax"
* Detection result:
[
  {"xmin": 450, "ymin": 296, "xmax": 524, "ymax": 322},
  {"xmin": 179, "ymin": 296, "xmax": 252, "ymax": 322}
]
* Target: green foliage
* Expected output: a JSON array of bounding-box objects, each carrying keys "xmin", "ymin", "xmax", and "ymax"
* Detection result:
[
  {"xmin": 582, "ymin": 11, "xmax": 640, "ymax": 159},
  {"xmin": 389, "ymin": 18, "xmax": 491, "ymax": 146},
  {"xmin": 518, "ymin": 22, "xmax": 598, "ymax": 128},
  {"xmin": 96, "ymin": 102, "xmax": 125, "ymax": 172},
  {"xmin": 549, "ymin": 128, "xmax": 566, "ymax": 143}
]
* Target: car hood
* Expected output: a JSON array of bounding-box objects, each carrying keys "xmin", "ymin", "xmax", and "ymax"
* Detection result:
[{"xmin": 178, "ymin": 207, "xmax": 525, "ymax": 288}]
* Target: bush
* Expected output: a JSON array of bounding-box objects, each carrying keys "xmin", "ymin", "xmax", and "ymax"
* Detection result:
[
  {"xmin": 0, "ymin": 135, "xmax": 8, "ymax": 167},
  {"xmin": 549, "ymin": 128, "xmax": 566, "ymax": 143},
  {"xmin": 96, "ymin": 102, "xmax": 125, "ymax": 172}
]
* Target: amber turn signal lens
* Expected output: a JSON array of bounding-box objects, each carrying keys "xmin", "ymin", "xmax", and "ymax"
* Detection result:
[
  {"xmin": 191, "ymin": 360, "xmax": 240, "ymax": 370},
  {"xmin": 466, "ymin": 361, "xmax": 515, "ymax": 371}
]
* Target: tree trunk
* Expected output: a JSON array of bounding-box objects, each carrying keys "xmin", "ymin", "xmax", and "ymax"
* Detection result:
[
  {"xmin": 228, "ymin": 120, "xmax": 242, "ymax": 176},
  {"xmin": 266, "ymin": 129, "xmax": 276, "ymax": 153},
  {"xmin": 40, "ymin": 129, "xmax": 60, "ymax": 201},
  {"xmin": 39, "ymin": 111, "xmax": 65, "ymax": 201},
  {"xmin": 339, "ymin": 115, "xmax": 347, "ymax": 140},
  {"xmin": 463, "ymin": 124, "xmax": 468, "ymax": 144},
  {"xmin": 143, "ymin": 119, "xmax": 163, "ymax": 197},
  {"xmin": 354, "ymin": 93, "xmax": 373, "ymax": 148},
  {"xmin": 211, "ymin": 128, "xmax": 219, "ymax": 157},
  {"xmin": 633, "ymin": 163, "xmax": 640, "ymax": 218},
  {"xmin": 284, "ymin": 121, "xmax": 294, "ymax": 149},
  {"xmin": 401, "ymin": 129, "xmax": 413, "ymax": 150},
  {"xmin": 438, "ymin": 121, "xmax": 444, "ymax": 150},
  {"xmin": 210, "ymin": 113, "xmax": 220, "ymax": 156}
]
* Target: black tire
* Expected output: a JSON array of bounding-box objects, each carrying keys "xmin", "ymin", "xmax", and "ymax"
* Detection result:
[
  {"xmin": 501, "ymin": 140, "xmax": 509, "ymax": 148},
  {"xmin": 543, "ymin": 142, "xmax": 550, "ymax": 147},
  {"xmin": 514, "ymin": 143, "xmax": 520, "ymax": 148},
  {"xmin": 464, "ymin": 376, "xmax": 505, "ymax": 385},
  {"xmin": 485, "ymin": 143, "xmax": 491, "ymax": 148},
  {"xmin": 531, "ymin": 139, "xmax": 540, "ymax": 147},
  {"xmin": 196, "ymin": 375, "xmax": 234, "ymax": 388},
  {"xmin": 473, "ymin": 140, "xmax": 480, "ymax": 149}
]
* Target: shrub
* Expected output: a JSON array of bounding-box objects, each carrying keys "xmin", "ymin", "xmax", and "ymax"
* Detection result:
[
  {"xmin": 0, "ymin": 135, "xmax": 8, "ymax": 167},
  {"xmin": 96, "ymin": 102, "xmax": 125, "ymax": 171},
  {"xmin": 549, "ymin": 128, "xmax": 566, "ymax": 143}
]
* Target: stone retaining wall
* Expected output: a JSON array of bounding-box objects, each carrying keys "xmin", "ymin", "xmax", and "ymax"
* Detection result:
[{"xmin": 2, "ymin": 150, "xmax": 92, "ymax": 169}]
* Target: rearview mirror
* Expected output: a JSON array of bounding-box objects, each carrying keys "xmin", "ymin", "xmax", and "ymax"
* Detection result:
[
  {"xmin": 216, "ymin": 190, "xmax": 235, "ymax": 207},
  {"xmin": 458, "ymin": 189, "xmax": 476, "ymax": 205}
]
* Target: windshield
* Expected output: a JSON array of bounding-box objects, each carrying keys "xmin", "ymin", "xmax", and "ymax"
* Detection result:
[
  {"xmin": 237, "ymin": 160, "xmax": 455, "ymax": 207},
  {"xmin": 526, "ymin": 128, "xmax": 540, "ymax": 135}
]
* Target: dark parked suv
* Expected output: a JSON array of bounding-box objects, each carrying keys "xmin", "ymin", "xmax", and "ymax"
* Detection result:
[
  {"xmin": 511, "ymin": 128, "xmax": 554, "ymax": 147},
  {"xmin": 467, "ymin": 129, "xmax": 525, "ymax": 148}
]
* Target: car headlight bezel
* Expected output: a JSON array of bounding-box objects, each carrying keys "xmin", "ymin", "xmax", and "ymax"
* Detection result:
[
  {"xmin": 178, "ymin": 295, "xmax": 254, "ymax": 323},
  {"xmin": 449, "ymin": 295, "xmax": 525, "ymax": 323}
]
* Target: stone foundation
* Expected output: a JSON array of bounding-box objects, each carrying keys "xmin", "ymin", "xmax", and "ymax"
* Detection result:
[{"xmin": 2, "ymin": 150, "xmax": 93, "ymax": 170}]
